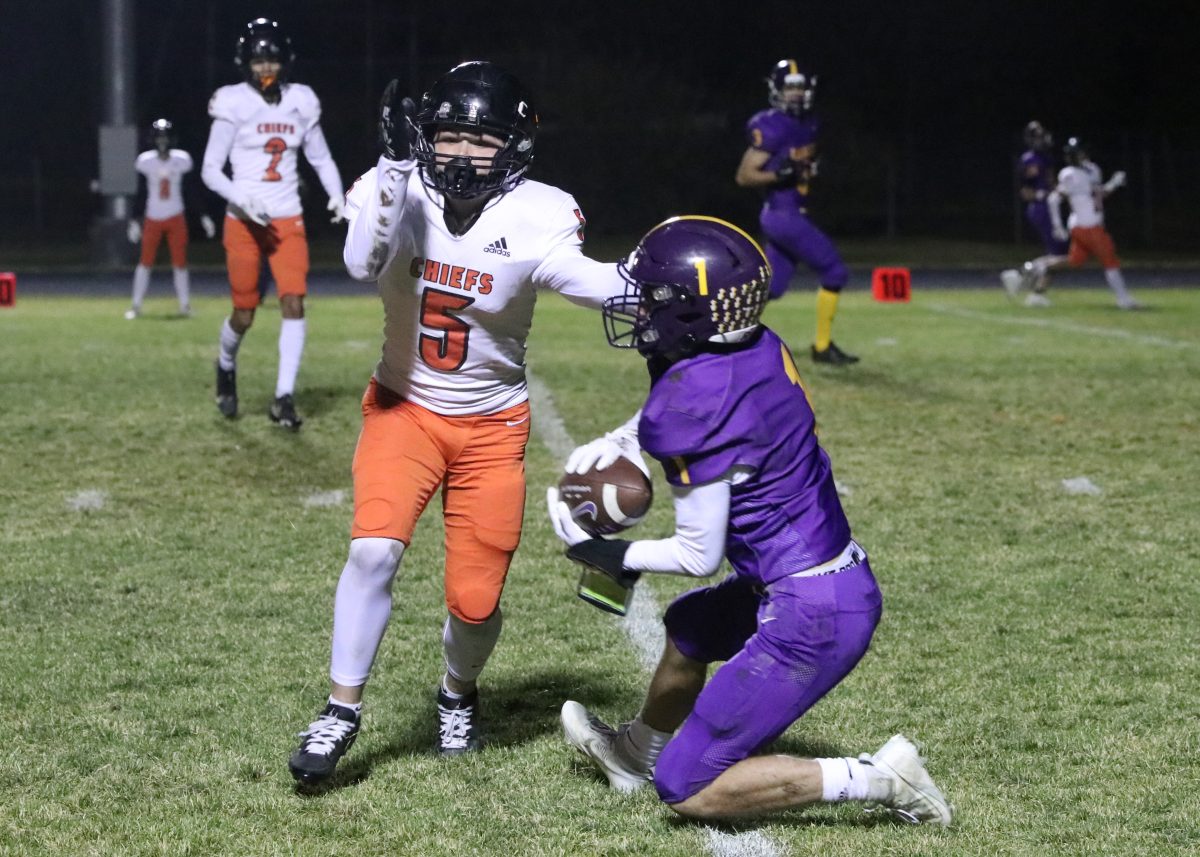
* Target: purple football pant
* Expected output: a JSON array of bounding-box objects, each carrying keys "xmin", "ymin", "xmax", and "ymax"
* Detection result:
[
  {"xmin": 760, "ymin": 206, "xmax": 849, "ymax": 299},
  {"xmin": 653, "ymin": 562, "xmax": 882, "ymax": 805},
  {"xmin": 1025, "ymin": 201, "xmax": 1069, "ymax": 256}
]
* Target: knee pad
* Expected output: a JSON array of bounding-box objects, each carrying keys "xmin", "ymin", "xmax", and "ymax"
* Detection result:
[
  {"xmin": 344, "ymin": 537, "xmax": 405, "ymax": 592},
  {"xmin": 445, "ymin": 527, "xmax": 513, "ymax": 623},
  {"xmin": 819, "ymin": 260, "xmax": 849, "ymax": 291}
]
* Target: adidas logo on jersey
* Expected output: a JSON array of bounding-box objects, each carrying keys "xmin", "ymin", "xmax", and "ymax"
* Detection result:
[{"xmin": 483, "ymin": 237, "xmax": 511, "ymax": 257}]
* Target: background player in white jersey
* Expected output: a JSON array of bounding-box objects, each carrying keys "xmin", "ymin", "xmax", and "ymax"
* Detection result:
[
  {"xmin": 201, "ymin": 18, "xmax": 346, "ymax": 429},
  {"xmin": 287, "ymin": 61, "xmax": 625, "ymax": 786},
  {"xmin": 1046, "ymin": 137, "xmax": 1139, "ymax": 309},
  {"xmin": 124, "ymin": 118, "xmax": 215, "ymax": 319}
]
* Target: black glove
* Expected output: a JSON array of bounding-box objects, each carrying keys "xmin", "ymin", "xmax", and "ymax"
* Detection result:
[
  {"xmin": 567, "ymin": 539, "xmax": 641, "ymax": 616},
  {"xmin": 772, "ymin": 161, "xmax": 799, "ymax": 189},
  {"xmin": 379, "ymin": 79, "xmax": 418, "ymax": 161}
]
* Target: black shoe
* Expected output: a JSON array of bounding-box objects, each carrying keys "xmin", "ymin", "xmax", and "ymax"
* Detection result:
[
  {"xmin": 811, "ymin": 341, "xmax": 860, "ymax": 365},
  {"xmin": 289, "ymin": 702, "xmax": 360, "ymax": 785},
  {"xmin": 269, "ymin": 394, "xmax": 303, "ymax": 430},
  {"xmin": 437, "ymin": 686, "xmax": 483, "ymax": 756},
  {"xmin": 215, "ymin": 363, "xmax": 238, "ymax": 418}
]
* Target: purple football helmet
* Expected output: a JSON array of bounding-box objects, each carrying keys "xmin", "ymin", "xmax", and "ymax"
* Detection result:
[
  {"xmin": 603, "ymin": 217, "xmax": 772, "ymax": 360},
  {"xmin": 767, "ymin": 59, "xmax": 816, "ymax": 115},
  {"xmin": 1024, "ymin": 120, "xmax": 1052, "ymax": 151}
]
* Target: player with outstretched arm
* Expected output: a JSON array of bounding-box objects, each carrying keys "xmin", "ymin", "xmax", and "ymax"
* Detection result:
[
  {"xmin": 286, "ymin": 61, "xmax": 626, "ymax": 785},
  {"xmin": 547, "ymin": 216, "xmax": 952, "ymax": 825}
]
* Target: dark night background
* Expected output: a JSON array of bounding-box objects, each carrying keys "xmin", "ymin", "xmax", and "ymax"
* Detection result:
[{"xmin": 2, "ymin": 0, "xmax": 1198, "ymax": 261}]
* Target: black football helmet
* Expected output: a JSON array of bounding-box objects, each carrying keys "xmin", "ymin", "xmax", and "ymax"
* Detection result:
[
  {"xmin": 234, "ymin": 18, "xmax": 294, "ymax": 96},
  {"xmin": 603, "ymin": 216, "xmax": 772, "ymax": 360},
  {"xmin": 412, "ymin": 61, "xmax": 538, "ymax": 200},
  {"xmin": 1024, "ymin": 120, "xmax": 1052, "ymax": 151},
  {"xmin": 1063, "ymin": 136, "xmax": 1088, "ymax": 166},
  {"xmin": 150, "ymin": 118, "xmax": 174, "ymax": 153},
  {"xmin": 767, "ymin": 59, "xmax": 816, "ymax": 116}
]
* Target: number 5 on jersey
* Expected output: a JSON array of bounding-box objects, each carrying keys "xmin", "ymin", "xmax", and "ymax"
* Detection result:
[{"xmin": 419, "ymin": 288, "xmax": 474, "ymax": 371}]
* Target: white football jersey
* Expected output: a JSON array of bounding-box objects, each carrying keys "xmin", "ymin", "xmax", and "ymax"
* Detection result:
[
  {"xmin": 202, "ymin": 82, "xmax": 341, "ymax": 218},
  {"xmin": 1056, "ymin": 162, "xmax": 1105, "ymax": 229},
  {"xmin": 344, "ymin": 164, "xmax": 624, "ymax": 416},
  {"xmin": 136, "ymin": 149, "xmax": 192, "ymax": 220}
]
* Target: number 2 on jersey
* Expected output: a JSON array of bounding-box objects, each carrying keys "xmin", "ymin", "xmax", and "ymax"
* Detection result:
[
  {"xmin": 262, "ymin": 137, "xmax": 287, "ymax": 182},
  {"xmin": 419, "ymin": 289, "xmax": 474, "ymax": 371}
]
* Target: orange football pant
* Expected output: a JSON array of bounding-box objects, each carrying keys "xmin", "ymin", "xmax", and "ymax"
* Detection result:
[
  {"xmin": 350, "ymin": 379, "xmax": 531, "ymax": 624},
  {"xmin": 222, "ymin": 214, "xmax": 309, "ymax": 309},
  {"xmin": 1068, "ymin": 225, "xmax": 1120, "ymax": 270},
  {"xmin": 140, "ymin": 214, "xmax": 188, "ymax": 267}
]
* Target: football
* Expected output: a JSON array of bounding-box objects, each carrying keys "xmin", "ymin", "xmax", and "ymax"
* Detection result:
[{"xmin": 557, "ymin": 455, "xmax": 653, "ymax": 537}]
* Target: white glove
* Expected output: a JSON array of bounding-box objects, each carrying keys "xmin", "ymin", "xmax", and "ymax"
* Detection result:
[
  {"xmin": 126, "ymin": 219, "xmax": 142, "ymax": 244},
  {"xmin": 234, "ymin": 196, "xmax": 271, "ymax": 226},
  {"xmin": 565, "ymin": 412, "xmax": 648, "ymax": 475},
  {"xmin": 1052, "ymin": 226, "xmax": 1069, "ymax": 242},
  {"xmin": 1104, "ymin": 171, "xmax": 1126, "ymax": 192},
  {"xmin": 327, "ymin": 195, "xmax": 347, "ymax": 224},
  {"xmin": 546, "ymin": 487, "xmax": 592, "ymax": 547},
  {"xmin": 200, "ymin": 214, "xmax": 216, "ymax": 239}
]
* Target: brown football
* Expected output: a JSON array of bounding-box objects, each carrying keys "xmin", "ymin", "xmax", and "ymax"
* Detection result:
[{"xmin": 557, "ymin": 455, "xmax": 653, "ymax": 537}]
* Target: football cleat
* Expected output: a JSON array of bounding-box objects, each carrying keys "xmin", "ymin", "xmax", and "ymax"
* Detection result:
[
  {"xmin": 123, "ymin": 308, "xmax": 141, "ymax": 320},
  {"xmin": 999, "ymin": 269, "xmax": 1024, "ymax": 300},
  {"xmin": 215, "ymin": 363, "xmax": 238, "ymax": 418},
  {"xmin": 1116, "ymin": 296, "xmax": 1142, "ymax": 311},
  {"xmin": 437, "ymin": 686, "xmax": 483, "ymax": 755},
  {"xmin": 560, "ymin": 700, "xmax": 651, "ymax": 793},
  {"xmin": 288, "ymin": 702, "xmax": 360, "ymax": 785},
  {"xmin": 269, "ymin": 394, "xmax": 303, "ymax": 430},
  {"xmin": 862, "ymin": 734, "xmax": 952, "ymax": 826},
  {"xmin": 811, "ymin": 341, "xmax": 860, "ymax": 365},
  {"xmin": 1024, "ymin": 292, "xmax": 1052, "ymax": 308}
]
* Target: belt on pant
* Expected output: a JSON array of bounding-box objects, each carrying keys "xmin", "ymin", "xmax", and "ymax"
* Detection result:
[{"xmin": 786, "ymin": 540, "xmax": 865, "ymax": 579}]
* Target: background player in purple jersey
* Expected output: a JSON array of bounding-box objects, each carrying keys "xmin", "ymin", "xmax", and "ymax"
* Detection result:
[
  {"xmin": 1001, "ymin": 120, "xmax": 1069, "ymax": 306},
  {"xmin": 735, "ymin": 60, "xmax": 857, "ymax": 365},
  {"xmin": 546, "ymin": 216, "xmax": 951, "ymax": 824}
]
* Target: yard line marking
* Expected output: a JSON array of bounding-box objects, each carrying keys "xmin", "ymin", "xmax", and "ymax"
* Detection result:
[
  {"xmin": 304, "ymin": 489, "xmax": 347, "ymax": 508},
  {"xmin": 926, "ymin": 304, "xmax": 1199, "ymax": 350},
  {"xmin": 529, "ymin": 369, "xmax": 783, "ymax": 857},
  {"xmin": 66, "ymin": 489, "xmax": 107, "ymax": 511},
  {"xmin": 706, "ymin": 829, "xmax": 785, "ymax": 857}
]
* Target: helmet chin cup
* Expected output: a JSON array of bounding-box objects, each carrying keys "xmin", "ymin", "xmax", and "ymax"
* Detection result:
[{"xmin": 442, "ymin": 157, "xmax": 477, "ymax": 196}]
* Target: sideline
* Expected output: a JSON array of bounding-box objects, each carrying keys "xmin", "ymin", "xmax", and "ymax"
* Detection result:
[{"xmin": 927, "ymin": 303, "xmax": 1200, "ymax": 350}]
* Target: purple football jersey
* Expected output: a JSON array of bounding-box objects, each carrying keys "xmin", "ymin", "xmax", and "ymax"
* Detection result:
[
  {"xmin": 638, "ymin": 327, "xmax": 851, "ymax": 584},
  {"xmin": 1019, "ymin": 149, "xmax": 1055, "ymax": 195},
  {"xmin": 746, "ymin": 108, "xmax": 819, "ymax": 210}
]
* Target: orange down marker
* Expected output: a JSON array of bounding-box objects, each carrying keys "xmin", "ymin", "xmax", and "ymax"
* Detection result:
[{"xmin": 871, "ymin": 267, "xmax": 910, "ymax": 302}]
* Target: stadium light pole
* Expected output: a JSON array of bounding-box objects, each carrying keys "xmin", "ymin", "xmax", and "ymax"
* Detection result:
[{"xmin": 93, "ymin": 0, "xmax": 138, "ymax": 267}]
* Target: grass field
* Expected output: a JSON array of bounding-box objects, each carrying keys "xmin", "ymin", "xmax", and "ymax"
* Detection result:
[{"xmin": 1, "ymin": 284, "xmax": 1197, "ymax": 856}]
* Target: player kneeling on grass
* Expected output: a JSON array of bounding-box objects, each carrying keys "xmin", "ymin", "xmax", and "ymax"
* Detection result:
[{"xmin": 546, "ymin": 216, "xmax": 952, "ymax": 824}]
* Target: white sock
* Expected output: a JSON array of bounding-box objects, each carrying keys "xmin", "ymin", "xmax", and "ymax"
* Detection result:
[
  {"xmin": 276, "ymin": 318, "xmax": 306, "ymax": 398},
  {"xmin": 329, "ymin": 538, "xmax": 405, "ymax": 687},
  {"xmin": 442, "ymin": 611, "xmax": 503, "ymax": 685},
  {"xmin": 328, "ymin": 696, "xmax": 363, "ymax": 714},
  {"xmin": 172, "ymin": 268, "xmax": 190, "ymax": 313},
  {"xmin": 616, "ymin": 716, "xmax": 671, "ymax": 773},
  {"xmin": 218, "ymin": 318, "xmax": 243, "ymax": 371},
  {"xmin": 1104, "ymin": 268, "xmax": 1133, "ymax": 303},
  {"xmin": 130, "ymin": 265, "xmax": 150, "ymax": 310},
  {"xmin": 816, "ymin": 756, "xmax": 891, "ymax": 802}
]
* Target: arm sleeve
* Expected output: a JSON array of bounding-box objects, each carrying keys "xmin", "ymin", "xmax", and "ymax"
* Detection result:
[
  {"xmin": 342, "ymin": 156, "xmax": 416, "ymax": 282},
  {"xmin": 302, "ymin": 123, "xmax": 345, "ymax": 203},
  {"xmin": 622, "ymin": 478, "xmax": 730, "ymax": 577},
  {"xmin": 200, "ymin": 119, "xmax": 237, "ymax": 202},
  {"xmin": 1047, "ymin": 185, "xmax": 1065, "ymax": 234},
  {"xmin": 531, "ymin": 199, "xmax": 623, "ymax": 307}
]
